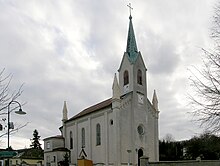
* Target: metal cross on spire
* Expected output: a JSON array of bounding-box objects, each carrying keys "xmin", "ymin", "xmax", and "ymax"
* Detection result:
[{"xmin": 127, "ymin": 3, "xmax": 133, "ymax": 16}]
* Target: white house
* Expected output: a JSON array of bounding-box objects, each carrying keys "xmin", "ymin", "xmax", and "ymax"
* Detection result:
[{"xmin": 44, "ymin": 14, "xmax": 159, "ymax": 166}]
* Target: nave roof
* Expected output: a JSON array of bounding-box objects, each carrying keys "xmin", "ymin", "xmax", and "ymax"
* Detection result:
[{"xmin": 67, "ymin": 98, "xmax": 112, "ymax": 122}]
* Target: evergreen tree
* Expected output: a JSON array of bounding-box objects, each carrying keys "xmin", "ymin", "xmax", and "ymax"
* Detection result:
[
  {"xmin": 63, "ymin": 152, "xmax": 70, "ymax": 166},
  {"xmin": 159, "ymin": 140, "xmax": 184, "ymax": 161},
  {"xmin": 30, "ymin": 129, "xmax": 42, "ymax": 149},
  {"xmin": 185, "ymin": 132, "xmax": 220, "ymax": 160},
  {"xmin": 59, "ymin": 152, "xmax": 70, "ymax": 166}
]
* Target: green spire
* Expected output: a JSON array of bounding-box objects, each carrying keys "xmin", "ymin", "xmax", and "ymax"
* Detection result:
[{"xmin": 126, "ymin": 15, "xmax": 138, "ymax": 63}]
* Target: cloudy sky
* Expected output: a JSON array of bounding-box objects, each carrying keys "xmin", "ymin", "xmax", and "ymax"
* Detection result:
[{"xmin": 0, "ymin": 0, "xmax": 217, "ymax": 149}]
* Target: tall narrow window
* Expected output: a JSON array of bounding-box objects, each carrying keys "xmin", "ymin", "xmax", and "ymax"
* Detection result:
[
  {"xmin": 46, "ymin": 142, "xmax": 50, "ymax": 149},
  {"xmin": 70, "ymin": 131, "xmax": 73, "ymax": 149},
  {"xmin": 124, "ymin": 70, "xmax": 129, "ymax": 85},
  {"xmin": 96, "ymin": 124, "xmax": 101, "ymax": 146},
  {"xmin": 46, "ymin": 156, "xmax": 50, "ymax": 166},
  {"xmin": 81, "ymin": 128, "xmax": 85, "ymax": 148},
  {"xmin": 137, "ymin": 69, "xmax": 142, "ymax": 85}
]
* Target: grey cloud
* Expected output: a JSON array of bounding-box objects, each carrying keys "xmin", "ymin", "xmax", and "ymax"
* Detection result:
[{"xmin": 0, "ymin": 0, "xmax": 217, "ymax": 149}]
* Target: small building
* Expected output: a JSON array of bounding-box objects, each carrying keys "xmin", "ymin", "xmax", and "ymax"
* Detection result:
[
  {"xmin": 0, "ymin": 148, "xmax": 44, "ymax": 166},
  {"xmin": 43, "ymin": 136, "xmax": 70, "ymax": 166},
  {"xmin": 0, "ymin": 149, "xmax": 17, "ymax": 166}
]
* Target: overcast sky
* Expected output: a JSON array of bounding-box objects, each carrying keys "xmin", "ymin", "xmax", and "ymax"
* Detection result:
[{"xmin": 0, "ymin": 0, "xmax": 217, "ymax": 149}]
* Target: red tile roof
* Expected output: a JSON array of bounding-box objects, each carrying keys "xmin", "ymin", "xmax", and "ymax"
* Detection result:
[{"xmin": 67, "ymin": 98, "xmax": 112, "ymax": 122}]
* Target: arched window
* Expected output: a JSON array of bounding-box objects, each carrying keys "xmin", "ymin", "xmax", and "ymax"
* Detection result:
[
  {"xmin": 137, "ymin": 69, "xmax": 142, "ymax": 85},
  {"xmin": 81, "ymin": 128, "xmax": 85, "ymax": 148},
  {"xmin": 96, "ymin": 124, "xmax": 101, "ymax": 146},
  {"xmin": 110, "ymin": 119, "xmax": 113, "ymax": 125},
  {"xmin": 124, "ymin": 70, "xmax": 129, "ymax": 85},
  {"xmin": 70, "ymin": 131, "xmax": 73, "ymax": 149}
]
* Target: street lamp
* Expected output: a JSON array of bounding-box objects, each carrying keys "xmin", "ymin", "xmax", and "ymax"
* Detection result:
[
  {"xmin": 127, "ymin": 150, "xmax": 132, "ymax": 166},
  {"xmin": 7, "ymin": 100, "xmax": 26, "ymax": 149}
]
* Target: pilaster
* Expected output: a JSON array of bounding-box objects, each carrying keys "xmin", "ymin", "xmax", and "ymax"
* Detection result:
[{"xmin": 104, "ymin": 112, "xmax": 109, "ymax": 166}]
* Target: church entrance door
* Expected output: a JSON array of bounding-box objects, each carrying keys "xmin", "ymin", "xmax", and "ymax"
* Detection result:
[{"xmin": 138, "ymin": 149, "xmax": 143, "ymax": 166}]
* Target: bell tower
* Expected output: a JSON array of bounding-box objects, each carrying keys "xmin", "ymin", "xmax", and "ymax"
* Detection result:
[
  {"xmin": 116, "ymin": 10, "xmax": 159, "ymax": 165},
  {"xmin": 118, "ymin": 14, "xmax": 147, "ymax": 99}
]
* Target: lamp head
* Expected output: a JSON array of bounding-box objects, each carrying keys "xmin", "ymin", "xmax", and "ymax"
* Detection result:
[{"xmin": 15, "ymin": 108, "xmax": 26, "ymax": 115}]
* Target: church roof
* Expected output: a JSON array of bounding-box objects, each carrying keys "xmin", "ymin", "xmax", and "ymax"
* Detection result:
[
  {"xmin": 67, "ymin": 98, "xmax": 112, "ymax": 121},
  {"xmin": 126, "ymin": 15, "xmax": 139, "ymax": 63}
]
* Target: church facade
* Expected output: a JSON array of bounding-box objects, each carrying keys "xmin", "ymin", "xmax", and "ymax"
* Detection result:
[{"xmin": 44, "ymin": 15, "xmax": 159, "ymax": 166}]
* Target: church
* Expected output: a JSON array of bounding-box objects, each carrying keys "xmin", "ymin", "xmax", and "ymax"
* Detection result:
[{"xmin": 44, "ymin": 13, "xmax": 159, "ymax": 166}]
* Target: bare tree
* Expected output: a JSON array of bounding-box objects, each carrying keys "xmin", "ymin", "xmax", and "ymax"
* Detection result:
[
  {"xmin": 163, "ymin": 133, "xmax": 175, "ymax": 143},
  {"xmin": 189, "ymin": 50, "xmax": 220, "ymax": 133},
  {"xmin": 189, "ymin": 3, "xmax": 220, "ymax": 134},
  {"xmin": 0, "ymin": 68, "xmax": 27, "ymax": 138}
]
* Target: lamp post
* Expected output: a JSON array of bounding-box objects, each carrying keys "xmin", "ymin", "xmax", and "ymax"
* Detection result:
[
  {"xmin": 127, "ymin": 150, "xmax": 131, "ymax": 166},
  {"xmin": 7, "ymin": 101, "xmax": 26, "ymax": 150}
]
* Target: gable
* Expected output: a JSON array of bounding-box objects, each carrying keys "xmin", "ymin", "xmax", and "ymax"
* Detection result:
[
  {"xmin": 135, "ymin": 52, "xmax": 147, "ymax": 71},
  {"xmin": 146, "ymin": 98, "xmax": 158, "ymax": 116},
  {"xmin": 118, "ymin": 52, "xmax": 129, "ymax": 72}
]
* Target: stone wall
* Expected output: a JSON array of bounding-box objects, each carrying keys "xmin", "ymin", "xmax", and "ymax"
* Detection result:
[
  {"xmin": 149, "ymin": 160, "xmax": 220, "ymax": 166},
  {"xmin": 140, "ymin": 157, "xmax": 220, "ymax": 166}
]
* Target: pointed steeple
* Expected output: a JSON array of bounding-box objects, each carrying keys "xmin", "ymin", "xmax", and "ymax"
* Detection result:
[
  {"xmin": 152, "ymin": 90, "xmax": 159, "ymax": 111},
  {"xmin": 62, "ymin": 101, "xmax": 68, "ymax": 124},
  {"xmin": 126, "ymin": 15, "xmax": 138, "ymax": 63},
  {"xmin": 112, "ymin": 73, "xmax": 120, "ymax": 99}
]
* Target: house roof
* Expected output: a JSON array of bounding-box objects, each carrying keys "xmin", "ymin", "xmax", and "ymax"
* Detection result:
[
  {"xmin": 14, "ymin": 148, "xmax": 44, "ymax": 160},
  {"xmin": 43, "ymin": 135, "xmax": 64, "ymax": 141},
  {"xmin": 67, "ymin": 98, "xmax": 112, "ymax": 122},
  {"xmin": 52, "ymin": 147, "xmax": 70, "ymax": 152}
]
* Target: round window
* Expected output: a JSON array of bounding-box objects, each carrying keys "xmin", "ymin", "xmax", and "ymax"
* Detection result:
[{"xmin": 137, "ymin": 125, "xmax": 144, "ymax": 135}]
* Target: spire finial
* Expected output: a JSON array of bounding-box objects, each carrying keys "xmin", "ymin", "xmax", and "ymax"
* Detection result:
[
  {"xmin": 62, "ymin": 101, "xmax": 68, "ymax": 123},
  {"xmin": 127, "ymin": 3, "xmax": 133, "ymax": 18},
  {"xmin": 112, "ymin": 73, "xmax": 120, "ymax": 99},
  {"xmin": 152, "ymin": 90, "xmax": 159, "ymax": 111}
]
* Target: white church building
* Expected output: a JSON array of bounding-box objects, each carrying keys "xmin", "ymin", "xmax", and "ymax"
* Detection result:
[{"xmin": 44, "ymin": 14, "xmax": 159, "ymax": 166}]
